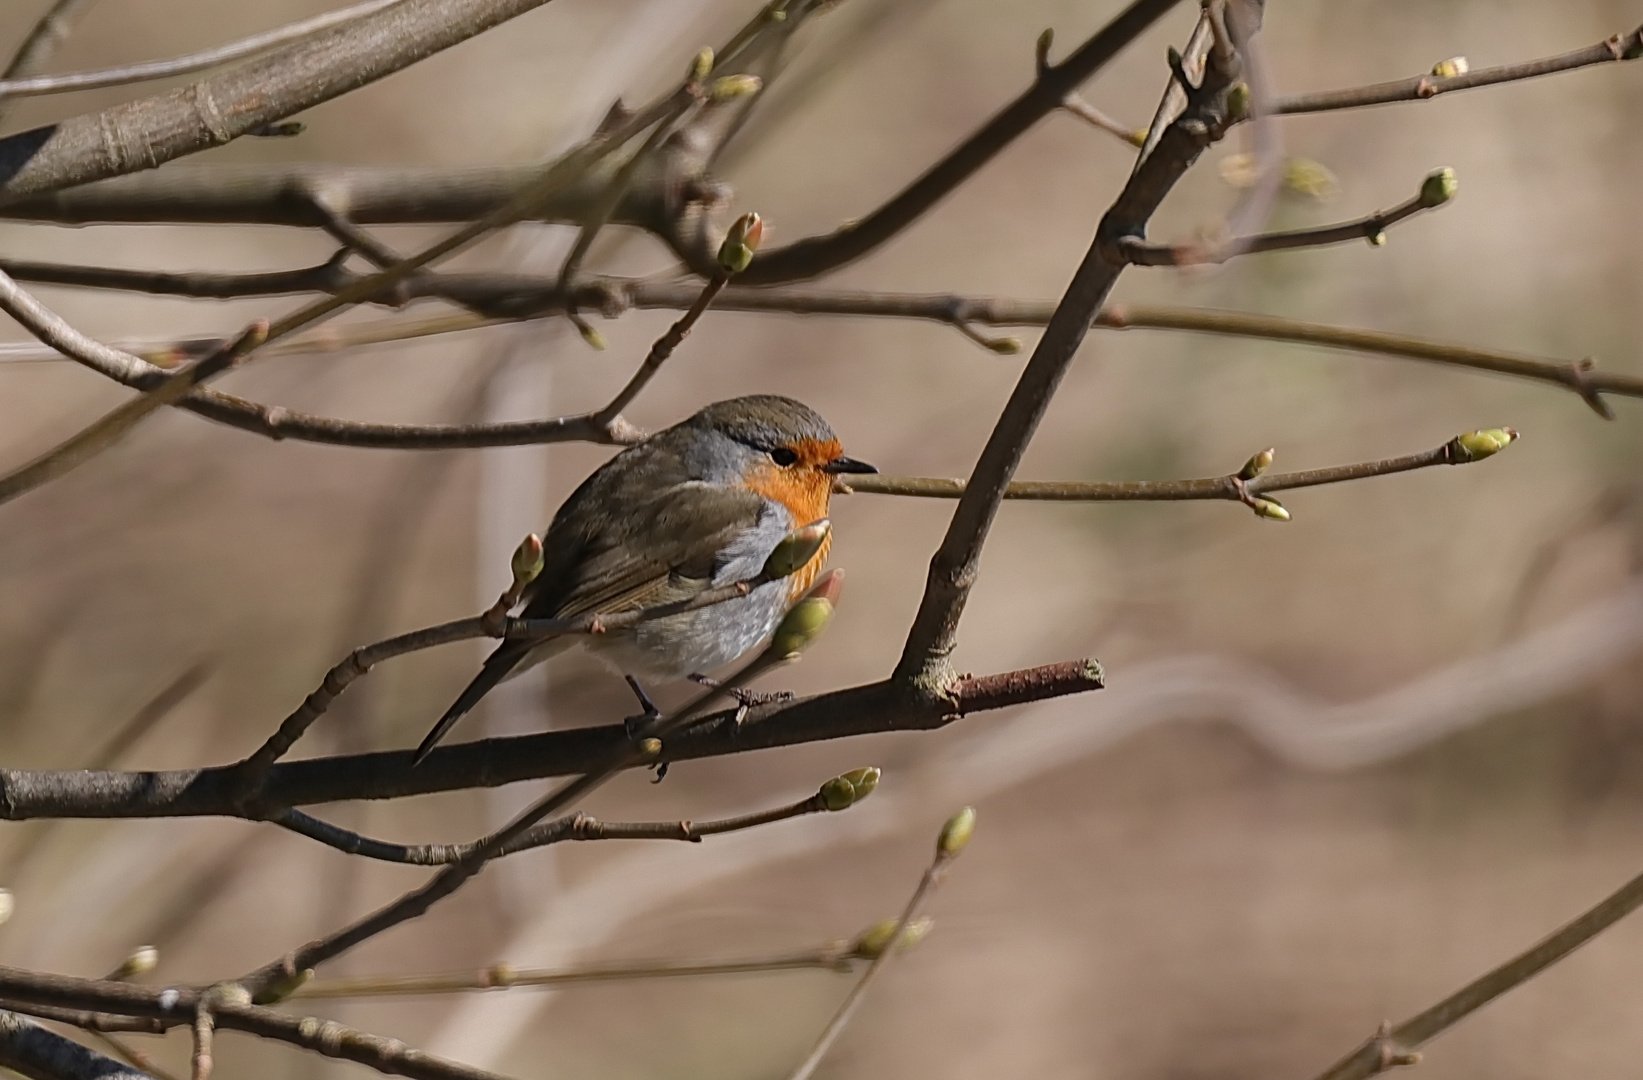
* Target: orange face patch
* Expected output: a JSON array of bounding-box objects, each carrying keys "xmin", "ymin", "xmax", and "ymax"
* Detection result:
[{"xmin": 742, "ymin": 437, "xmax": 842, "ymax": 599}]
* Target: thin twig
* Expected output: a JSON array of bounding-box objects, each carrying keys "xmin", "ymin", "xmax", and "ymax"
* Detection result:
[
  {"xmin": 1308, "ymin": 864, "xmax": 1643, "ymax": 1080},
  {"xmin": 273, "ymin": 784, "xmax": 842, "ymax": 865},
  {"xmin": 1117, "ymin": 180, "xmax": 1446, "ymax": 266},
  {"xmin": 840, "ymin": 434, "xmax": 1505, "ymax": 509},
  {"xmin": 1274, "ymin": 25, "xmax": 1643, "ymax": 114},
  {"xmin": 1060, "ymin": 94, "xmax": 1146, "ymax": 146},
  {"xmin": 189, "ymin": 1004, "xmax": 213, "ymax": 1080},
  {"xmin": 784, "ymin": 813, "xmax": 970, "ymax": 1080},
  {"xmin": 0, "ymin": 0, "xmax": 101, "ymax": 126},
  {"xmin": 292, "ymin": 946, "xmax": 858, "ymax": 1000},
  {"xmin": 0, "ymin": 0, "xmax": 402, "ymax": 99}
]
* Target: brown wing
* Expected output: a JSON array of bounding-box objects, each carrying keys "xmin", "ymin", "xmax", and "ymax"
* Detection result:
[{"xmin": 523, "ymin": 476, "xmax": 769, "ymax": 622}]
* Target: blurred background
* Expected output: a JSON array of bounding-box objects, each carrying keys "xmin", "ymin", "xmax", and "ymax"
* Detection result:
[{"xmin": 1, "ymin": 0, "xmax": 1642, "ymax": 1078}]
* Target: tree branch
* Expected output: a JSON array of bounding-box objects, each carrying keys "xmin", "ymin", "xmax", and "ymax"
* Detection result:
[
  {"xmin": 894, "ymin": 3, "xmax": 1254, "ymax": 688},
  {"xmin": 1116, "ymin": 168, "xmax": 1455, "ymax": 266},
  {"xmin": 1274, "ymin": 25, "xmax": 1643, "ymax": 115},
  {"xmin": 0, "ymin": 0, "xmax": 101, "ymax": 126},
  {"xmin": 0, "ymin": 0, "xmax": 570, "ymax": 205},
  {"xmin": 0, "ymin": 0, "xmax": 401, "ymax": 101},
  {"xmin": 0, "ymin": 660, "xmax": 1104, "ymax": 821},
  {"xmin": 840, "ymin": 428, "xmax": 1518, "ymax": 517},
  {"xmin": 272, "ymin": 774, "xmax": 862, "ymax": 864}
]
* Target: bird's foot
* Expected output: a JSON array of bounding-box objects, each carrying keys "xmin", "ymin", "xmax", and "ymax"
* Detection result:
[{"xmin": 687, "ymin": 673, "xmax": 796, "ymax": 724}]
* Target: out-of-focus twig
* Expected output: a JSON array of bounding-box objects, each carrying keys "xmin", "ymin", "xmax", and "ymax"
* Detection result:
[
  {"xmin": 1274, "ymin": 25, "xmax": 1643, "ymax": 114},
  {"xmin": 0, "ymin": 0, "xmax": 101, "ymax": 126},
  {"xmin": 0, "ymin": 0, "xmax": 401, "ymax": 100}
]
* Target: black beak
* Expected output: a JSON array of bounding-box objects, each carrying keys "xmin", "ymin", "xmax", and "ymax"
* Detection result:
[{"xmin": 821, "ymin": 456, "xmax": 877, "ymax": 475}]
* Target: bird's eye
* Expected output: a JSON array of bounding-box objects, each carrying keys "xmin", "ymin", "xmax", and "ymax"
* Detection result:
[{"xmin": 770, "ymin": 447, "xmax": 799, "ymax": 467}]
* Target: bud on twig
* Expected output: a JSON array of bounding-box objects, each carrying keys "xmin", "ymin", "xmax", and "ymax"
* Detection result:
[
  {"xmin": 109, "ymin": 945, "xmax": 160, "ymax": 981},
  {"xmin": 771, "ymin": 569, "xmax": 843, "ymax": 657},
  {"xmin": 1250, "ymin": 497, "xmax": 1291, "ymax": 522},
  {"xmin": 691, "ymin": 48, "xmax": 714, "ymax": 81},
  {"xmin": 937, "ymin": 806, "xmax": 976, "ymax": 858},
  {"xmin": 819, "ymin": 766, "xmax": 881, "ymax": 811},
  {"xmin": 1430, "ymin": 56, "xmax": 1469, "ymax": 78},
  {"xmin": 511, "ymin": 534, "xmax": 545, "ymax": 591},
  {"xmin": 1418, "ymin": 167, "xmax": 1458, "ymax": 208},
  {"xmin": 252, "ymin": 968, "xmax": 312, "ymax": 1005},
  {"xmin": 708, "ymin": 74, "xmax": 762, "ymax": 102},
  {"xmin": 717, "ymin": 212, "xmax": 765, "ymax": 274},
  {"xmin": 1225, "ymin": 81, "xmax": 1252, "ymax": 122},
  {"xmin": 1238, "ymin": 448, "xmax": 1275, "ymax": 481},
  {"xmin": 849, "ymin": 917, "xmax": 934, "ymax": 959},
  {"xmin": 763, "ymin": 519, "xmax": 830, "ymax": 578},
  {"xmin": 1450, "ymin": 427, "xmax": 1519, "ymax": 462}
]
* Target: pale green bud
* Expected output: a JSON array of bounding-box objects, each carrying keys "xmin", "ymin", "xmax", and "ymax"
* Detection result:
[
  {"xmin": 770, "ymin": 569, "xmax": 843, "ymax": 656},
  {"xmin": 819, "ymin": 766, "xmax": 881, "ymax": 811},
  {"xmin": 1238, "ymin": 448, "xmax": 1275, "ymax": 481},
  {"xmin": 708, "ymin": 74, "xmax": 763, "ymax": 102},
  {"xmin": 1225, "ymin": 82, "xmax": 1252, "ymax": 123},
  {"xmin": 1431, "ymin": 56, "xmax": 1469, "ymax": 78},
  {"xmin": 1452, "ymin": 427, "xmax": 1519, "ymax": 461},
  {"xmin": 511, "ymin": 534, "xmax": 544, "ymax": 590},
  {"xmin": 937, "ymin": 806, "xmax": 976, "ymax": 857},
  {"xmin": 850, "ymin": 917, "xmax": 934, "ymax": 959},
  {"xmin": 763, "ymin": 519, "xmax": 831, "ymax": 579},
  {"xmin": 1251, "ymin": 498, "xmax": 1291, "ymax": 522},
  {"xmin": 110, "ymin": 945, "xmax": 159, "ymax": 980},
  {"xmin": 638, "ymin": 737, "xmax": 663, "ymax": 758},
  {"xmin": 716, "ymin": 212, "xmax": 764, "ymax": 274},
  {"xmin": 691, "ymin": 48, "xmax": 714, "ymax": 81},
  {"xmin": 1419, "ymin": 167, "xmax": 1458, "ymax": 208}
]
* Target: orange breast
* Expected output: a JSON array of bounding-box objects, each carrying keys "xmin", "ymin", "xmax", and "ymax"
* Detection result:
[{"xmin": 742, "ymin": 461, "xmax": 835, "ymax": 601}]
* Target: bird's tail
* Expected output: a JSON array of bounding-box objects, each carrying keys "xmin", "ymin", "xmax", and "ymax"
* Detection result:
[{"xmin": 412, "ymin": 642, "xmax": 528, "ymax": 766}]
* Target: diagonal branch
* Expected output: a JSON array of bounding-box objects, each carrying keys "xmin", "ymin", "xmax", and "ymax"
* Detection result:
[
  {"xmin": 733, "ymin": 0, "xmax": 1185, "ymax": 284},
  {"xmin": 0, "ymin": 1009, "xmax": 153, "ymax": 1080},
  {"xmin": 0, "ymin": 0, "xmax": 102, "ymax": 127},
  {"xmin": 894, "ymin": 4, "xmax": 1253, "ymax": 688},
  {"xmin": 0, "ymin": 0, "xmax": 569, "ymax": 205}
]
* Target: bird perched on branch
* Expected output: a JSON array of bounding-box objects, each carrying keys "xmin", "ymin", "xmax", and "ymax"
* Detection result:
[{"xmin": 412, "ymin": 394, "xmax": 875, "ymax": 764}]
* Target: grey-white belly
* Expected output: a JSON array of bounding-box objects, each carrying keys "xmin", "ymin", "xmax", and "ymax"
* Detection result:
[{"xmin": 586, "ymin": 579, "xmax": 791, "ymax": 679}]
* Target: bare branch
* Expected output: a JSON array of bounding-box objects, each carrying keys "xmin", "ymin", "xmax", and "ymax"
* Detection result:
[
  {"xmin": 1274, "ymin": 25, "xmax": 1643, "ymax": 115},
  {"xmin": 784, "ymin": 810, "xmax": 971, "ymax": 1080},
  {"xmin": 0, "ymin": 0, "xmax": 571, "ymax": 205},
  {"xmin": 734, "ymin": 0, "xmax": 1185, "ymax": 284},
  {"xmin": 0, "ymin": 0, "xmax": 101, "ymax": 126},
  {"xmin": 895, "ymin": 5, "xmax": 1254, "ymax": 687},
  {"xmin": 272, "ymin": 774, "xmax": 860, "ymax": 864},
  {"xmin": 0, "ymin": 660, "xmax": 1104, "ymax": 821},
  {"xmin": 1310, "ymin": 864, "xmax": 1643, "ymax": 1080},
  {"xmin": 0, "ymin": 0, "xmax": 401, "ymax": 100},
  {"xmin": 839, "ymin": 430, "xmax": 1515, "ymax": 516},
  {"xmin": 1116, "ymin": 169, "xmax": 1454, "ymax": 266}
]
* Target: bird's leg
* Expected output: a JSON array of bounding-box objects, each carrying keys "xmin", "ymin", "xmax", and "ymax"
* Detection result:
[
  {"xmin": 687, "ymin": 673, "xmax": 797, "ymax": 724},
  {"xmin": 623, "ymin": 675, "xmax": 662, "ymax": 740}
]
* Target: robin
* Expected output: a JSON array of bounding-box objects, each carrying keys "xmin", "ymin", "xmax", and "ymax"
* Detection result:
[{"xmin": 412, "ymin": 394, "xmax": 875, "ymax": 764}]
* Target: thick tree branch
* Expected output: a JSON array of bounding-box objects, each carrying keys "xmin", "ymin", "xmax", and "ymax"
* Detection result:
[
  {"xmin": 0, "ymin": 0, "xmax": 569, "ymax": 205},
  {"xmin": 0, "ymin": 661, "xmax": 1104, "ymax": 821},
  {"xmin": 1274, "ymin": 25, "xmax": 1643, "ymax": 115}
]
